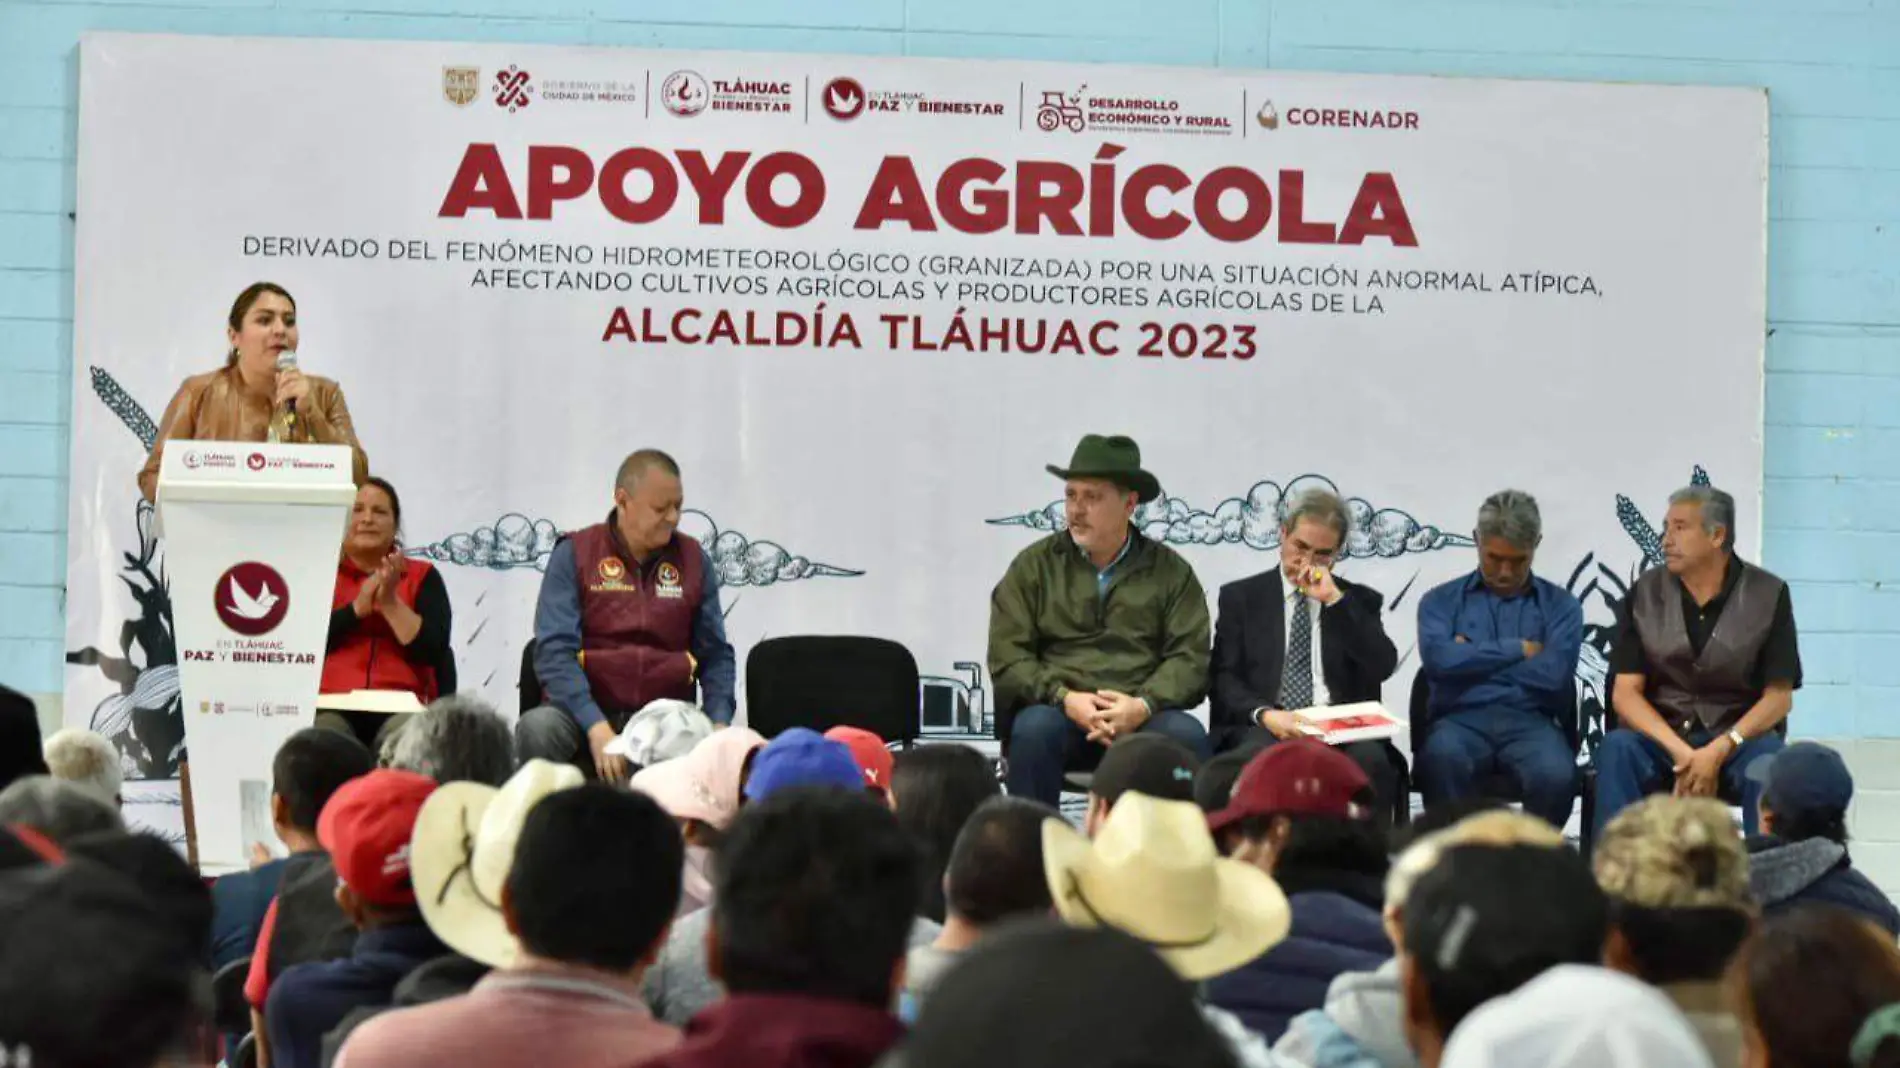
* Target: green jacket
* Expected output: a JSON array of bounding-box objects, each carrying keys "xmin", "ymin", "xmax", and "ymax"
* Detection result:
[{"xmin": 987, "ymin": 529, "xmax": 1211, "ymax": 744}]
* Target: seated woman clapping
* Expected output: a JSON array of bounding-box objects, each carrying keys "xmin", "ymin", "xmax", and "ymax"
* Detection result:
[{"xmin": 321, "ymin": 478, "xmax": 453, "ymax": 726}]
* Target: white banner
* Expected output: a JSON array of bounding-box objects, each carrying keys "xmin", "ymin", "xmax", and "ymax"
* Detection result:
[{"xmin": 69, "ymin": 33, "xmax": 1767, "ymax": 839}]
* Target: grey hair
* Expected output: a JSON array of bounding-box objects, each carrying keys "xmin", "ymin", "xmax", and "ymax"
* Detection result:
[
  {"xmin": 1474, "ymin": 490, "xmax": 1542, "ymax": 550},
  {"xmin": 42, "ymin": 728, "xmax": 124, "ymax": 805},
  {"xmin": 615, "ymin": 449, "xmax": 681, "ymax": 495},
  {"xmin": 0, "ymin": 775, "xmax": 125, "ymax": 845},
  {"xmin": 1281, "ymin": 487, "xmax": 1352, "ymax": 541},
  {"xmin": 389, "ymin": 695, "xmax": 516, "ymax": 788},
  {"xmin": 1669, "ymin": 485, "xmax": 1737, "ymax": 551}
]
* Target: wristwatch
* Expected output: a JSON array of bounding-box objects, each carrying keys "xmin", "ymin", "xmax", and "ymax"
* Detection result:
[{"xmin": 1726, "ymin": 727, "xmax": 1747, "ymax": 748}]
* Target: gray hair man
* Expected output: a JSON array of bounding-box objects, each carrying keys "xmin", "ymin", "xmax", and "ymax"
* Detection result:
[
  {"xmin": 389, "ymin": 695, "xmax": 517, "ymax": 787},
  {"xmin": 517, "ymin": 449, "xmax": 737, "ymax": 783},
  {"xmin": 1597, "ymin": 485, "xmax": 1800, "ymax": 839},
  {"xmin": 42, "ymin": 727, "xmax": 124, "ymax": 807},
  {"xmin": 1208, "ymin": 485, "xmax": 1404, "ymax": 821},
  {"xmin": 1412, "ymin": 490, "xmax": 1583, "ymax": 828}
]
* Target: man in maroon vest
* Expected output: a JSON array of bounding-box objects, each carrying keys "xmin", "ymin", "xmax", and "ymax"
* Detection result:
[
  {"xmin": 517, "ymin": 450, "xmax": 736, "ymax": 782},
  {"xmin": 1595, "ymin": 485, "xmax": 1800, "ymax": 839}
]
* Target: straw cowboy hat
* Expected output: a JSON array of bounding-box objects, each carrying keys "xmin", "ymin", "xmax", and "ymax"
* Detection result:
[
  {"xmin": 1043, "ymin": 792, "xmax": 1291, "ymax": 981},
  {"xmin": 1047, "ymin": 434, "xmax": 1162, "ymax": 504},
  {"xmin": 412, "ymin": 758, "xmax": 585, "ymax": 968}
]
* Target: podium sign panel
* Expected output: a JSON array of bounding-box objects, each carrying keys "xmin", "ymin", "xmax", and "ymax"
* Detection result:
[{"xmin": 158, "ymin": 442, "xmax": 355, "ymax": 874}]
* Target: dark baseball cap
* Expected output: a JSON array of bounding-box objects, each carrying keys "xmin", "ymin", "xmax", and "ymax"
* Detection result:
[
  {"xmin": 1090, "ymin": 734, "xmax": 1201, "ymax": 807},
  {"xmin": 1747, "ymin": 741, "xmax": 1853, "ymax": 819}
]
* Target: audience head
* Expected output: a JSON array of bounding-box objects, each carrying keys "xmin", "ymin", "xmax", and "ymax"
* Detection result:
[
  {"xmin": 65, "ymin": 829, "xmax": 215, "ymax": 965},
  {"xmin": 744, "ymin": 728, "xmax": 864, "ymax": 801},
  {"xmin": 1441, "ymin": 965, "xmax": 1713, "ymax": 1068},
  {"xmin": 1193, "ymin": 744, "xmax": 1263, "ymax": 814},
  {"xmin": 1383, "ymin": 808, "xmax": 1564, "ymax": 949},
  {"xmin": 1593, "ymin": 796, "xmax": 1753, "ymax": 987},
  {"xmin": 318, "ymin": 768, "xmax": 436, "ymax": 925},
  {"xmin": 904, "ymin": 922, "xmax": 1240, "ymax": 1068},
  {"xmin": 1389, "ymin": 798, "xmax": 1513, "ymax": 854},
  {"xmin": 889, "ymin": 743, "xmax": 1000, "ymax": 922},
  {"xmin": 506, "ymin": 784, "xmax": 683, "ymax": 974},
  {"xmin": 945, "ymin": 796, "xmax": 1058, "ymax": 928},
  {"xmin": 825, "ymin": 726, "xmax": 896, "ymax": 799},
  {"xmin": 1664, "ymin": 484, "xmax": 1737, "ymax": 574},
  {"xmin": 618, "ymin": 699, "xmax": 713, "ymax": 768},
  {"xmin": 389, "ymin": 694, "xmax": 515, "ymax": 787},
  {"xmin": 613, "ymin": 448, "xmax": 684, "ymax": 558},
  {"xmin": 1046, "ymin": 791, "xmax": 1289, "ymax": 981},
  {"xmin": 43, "ymin": 728, "xmax": 123, "ymax": 806},
  {"xmin": 1750, "ymin": 741, "xmax": 1853, "ymax": 845},
  {"xmin": 272, "ymin": 726, "xmax": 375, "ymax": 841},
  {"xmin": 711, "ymin": 787, "xmax": 920, "ymax": 1007},
  {"xmin": 1732, "ymin": 907, "xmax": 1900, "ymax": 1068},
  {"xmin": 1400, "ymin": 844, "xmax": 1609, "ymax": 1067},
  {"xmin": 1473, "ymin": 489, "xmax": 1542, "ymax": 596},
  {"xmin": 1208, "ymin": 739, "xmax": 1386, "ymax": 880},
  {"xmin": 1085, "ymin": 733, "xmax": 1200, "ymax": 835},
  {"xmin": 1280, "ymin": 486, "xmax": 1351, "ymax": 587},
  {"xmin": 0, "ymin": 775, "xmax": 124, "ymax": 845},
  {"xmin": 631, "ymin": 725, "xmax": 765, "ymax": 840},
  {"xmin": 0, "ymin": 684, "xmax": 48, "ymax": 792}
]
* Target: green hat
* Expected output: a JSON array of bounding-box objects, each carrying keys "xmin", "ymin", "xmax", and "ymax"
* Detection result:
[{"xmin": 1047, "ymin": 435, "xmax": 1161, "ymax": 504}]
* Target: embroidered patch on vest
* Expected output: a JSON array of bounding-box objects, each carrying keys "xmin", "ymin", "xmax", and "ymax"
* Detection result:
[
  {"xmin": 592, "ymin": 556, "xmax": 634, "ymax": 592},
  {"xmin": 657, "ymin": 562, "xmax": 684, "ymax": 600}
]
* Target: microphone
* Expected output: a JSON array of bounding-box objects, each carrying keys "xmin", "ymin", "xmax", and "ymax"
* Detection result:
[{"xmin": 275, "ymin": 350, "xmax": 299, "ymax": 420}]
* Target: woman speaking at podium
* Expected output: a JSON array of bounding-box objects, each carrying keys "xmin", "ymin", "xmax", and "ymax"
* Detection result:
[{"xmin": 137, "ymin": 282, "xmax": 368, "ymax": 501}]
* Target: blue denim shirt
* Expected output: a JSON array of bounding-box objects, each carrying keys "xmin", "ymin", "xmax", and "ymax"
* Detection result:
[{"xmin": 1417, "ymin": 571, "xmax": 1583, "ymax": 720}]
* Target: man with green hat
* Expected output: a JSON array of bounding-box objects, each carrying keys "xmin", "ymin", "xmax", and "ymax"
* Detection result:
[{"xmin": 988, "ymin": 434, "xmax": 1212, "ymax": 806}]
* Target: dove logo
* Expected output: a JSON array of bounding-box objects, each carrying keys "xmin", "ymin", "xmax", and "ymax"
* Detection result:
[
  {"xmin": 215, "ymin": 562, "xmax": 290, "ymax": 636},
  {"xmin": 247, "ymin": 452, "xmax": 267, "ymax": 471},
  {"xmin": 822, "ymin": 77, "xmax": 866, "ymax": 121}
]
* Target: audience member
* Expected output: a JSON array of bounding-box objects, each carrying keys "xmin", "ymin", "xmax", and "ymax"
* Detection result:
[
  {"xmin": 1593, "ymin": 796, "xmax": 1754, "ymax": 1067},
  {"xmin": 0, "ymin": 823, "xmax": 61, "ymax": 871},
  {"xmin": 1195, "ymin": 743, "xmax": 1265, "ymax": 814},
  {"xmin": 0, "ymin": 683, "xmax": 48, "ymax": 792},
  {"xmin": 637, "ymin": 788, "xmax": 919, "ymax": 1068},
  {"xmin": 1441, "ymin": 965, "xmax": 1712, "ymax": 1068},
  {"xmin": 1385, "ymin": 799, "xmax": 1509, "ymax": 855},
  {"xmin": 1084, "ymin": 732, "xmax": 1201, "ymax": 835},
  {"xmin": 902, "ymin": 922, "xmax": 1240, "ymax": 1068},
  {"xmin": 632, "ymin": 726, "xmax": 766, "ymax": 915},
  {"xmin": 826, "ymin": 725, "xmax": 896, "ymax": 799},
  {"xmin": 337, "ymin": 784, "xmax": 682, "ymax": 1068},
  {"xmin": 1731, "ymin": 907, "xmax": 1900, "ymax": 1068},
  {"xmin": 1399, "ymin": 844, "xmax": 1609, "ymax": 1068},
  {"xmin": 65, "ymin": 828, "xmax": 215, "ymax": 964},
  {"xmin": 217, "ymin": 728, "xmax": 373, "ymax": 970},
  {"xmin": 1274, "ymin": 807, "xmax": 1562, "ymax": 1068},
  {"xmin": 644, "ymin": 730, "xmax": 941, "ymax": 1026},
  {"xmin": 265, "ymin": 770, "xmax": 444, "ymax": 1068},
  {"xmin": 387, "ymin": 694, "xmax": 516, "ymax": 788},
  {"xmin": 0, "ymin": 774, "xmax": 124, "ymax": 843},
  {"xmin": 44, "ymin": 726, "xmax": 125, "ymax": 806},
  {"xmin": 613, "ymin": 699, "xmax": 714, "ymax": 771},
  {"xmin": 889, "ymin": 743, "xmax": 1000, "ymax": 922},
  {"xmin": 1746, "ymin": 741, "xmax": 1900, "ymax": 936},
  {"xmin": 1204, "ymin": 740, "xmax": 1391, "ymax": 1042},
  {"xmin": 903, "ymin": 796, "xmax": 1058, "ymax": 1019}
]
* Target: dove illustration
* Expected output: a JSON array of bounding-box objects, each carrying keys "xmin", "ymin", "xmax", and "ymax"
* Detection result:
[
  {"xmin": 828, "ymin": 85, "xmax": 859, "ymax": 113},
  {"xmin": 226, "ymin": 576, "xmax": 281, "ymax": 620}
]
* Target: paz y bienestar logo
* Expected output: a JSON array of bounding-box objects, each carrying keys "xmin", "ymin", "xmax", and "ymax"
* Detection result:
[{"xmin": 215, "ymin": 562, "xmax": 290, "ymax": 637}]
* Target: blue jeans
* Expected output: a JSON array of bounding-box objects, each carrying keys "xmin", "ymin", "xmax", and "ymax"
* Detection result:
[
  {"xmin": 1416, "ymin": 707, "xmax": 1578, "ymax": 829},
  {"xmin": 1593, "ymin": 727, "xmax": 1784, "ymax": 839},
  {"xmin": 1005, "ymin": 704, "xmax": 1210, "ymax": 806}
]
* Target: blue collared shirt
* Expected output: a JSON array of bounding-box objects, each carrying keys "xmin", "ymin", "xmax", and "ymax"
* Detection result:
[
  {"xmin": 1416, "ymin": 571, "xmax": 1583, "ymax": 720},
  {"xmin": 1092, "ymin": 533, "xmax": 1134, "ymax": 597}
]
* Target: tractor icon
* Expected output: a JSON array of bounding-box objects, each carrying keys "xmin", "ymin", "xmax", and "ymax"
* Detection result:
[{"xmin": 1035, "ymin": 86, "xmax": 1086, "ymax": 133}]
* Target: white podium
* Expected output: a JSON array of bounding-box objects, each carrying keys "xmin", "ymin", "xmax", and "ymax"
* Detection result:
[{"xmin": 158, "ymin": 442, "xmax": 355, "ymax": 874}]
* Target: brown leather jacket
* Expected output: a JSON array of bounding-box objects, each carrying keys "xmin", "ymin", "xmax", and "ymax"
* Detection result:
[{"xmin": 137, "ymin": 365, "xmax": 369, "ymax": 501}]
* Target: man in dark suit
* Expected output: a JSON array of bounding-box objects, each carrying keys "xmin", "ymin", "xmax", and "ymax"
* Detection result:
[{"xmin": 1208, "ymin": 487, "xmax": 1403, "ymax": 818}]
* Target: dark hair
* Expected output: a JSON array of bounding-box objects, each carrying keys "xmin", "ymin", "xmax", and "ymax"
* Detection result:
[
  {"xmin": 1734, "ymin": 907, "xmax": 1900, "ymax": 1068},
  {"xmin": 1769, "ymin": 795, "xmax": 1852, "ymax": 846},
  {"xmin": 1612, "ymin": 902, "xmax": 1752, "ymax": 985},
  {"xmin": 64, "ymin": 830, "xmax": 215, "ymax": 964},
  {"xmin": 712, "ymin": 787, "xmax": 919, "ymax": 1006},
  {"xmin": 226, "ymin": 282, "xmax": 295, "ymax": 365},
  {"xmin": 272, "ymin": 728, "xmax": 375, "ymax": 832},
  {"xmin": 506, "ymin": 785, "xmax": 682, "ymax": 971},
  {"xmin": 945, "ymin": 797, "xmax": 1058, "ymax": 926},
  {"xmin": 891, "ymin": 744, "xmax": 1000, "ymax": 923},
  {"xmin": 1404, "ymin": 844, "xmax": 1608, "ymax": 1036},
  {"xmin": 0, "ymin": 684, "xmax": 47, "ymax": 792},
  {"xmin": 1390, "ymin": 798, "xmax": 1510, "ymax": 854},
  {"xmin": 360, "ymin": 476, "xmax": 403, "ymax": 543},
  {"xmin": 1193, "ymin": 746, "xmax": 1262, "ymax": 813}
]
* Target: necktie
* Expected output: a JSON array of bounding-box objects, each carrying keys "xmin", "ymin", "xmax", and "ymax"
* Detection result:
[{"xmin": 1282, "ymin": 594, "xmax": 1314, "ymax": 710}]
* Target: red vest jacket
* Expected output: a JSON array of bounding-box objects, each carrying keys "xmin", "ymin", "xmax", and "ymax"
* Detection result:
[
  {"xmin": 322, "ymin": 557, "xmax": 439, "ymax": 702},
  {"xmin": 568, "ymin": 520, "xmax": 705, "ymax": 716}
]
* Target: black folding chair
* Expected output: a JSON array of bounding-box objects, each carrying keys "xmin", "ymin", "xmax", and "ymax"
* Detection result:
[
  {"xmin": 745, "ymin": 636, "xmax": 920, "ymax": 746},
  {"xmin": 1408, "ymin": 669, "xmax": 1597, "ymax": 845}
]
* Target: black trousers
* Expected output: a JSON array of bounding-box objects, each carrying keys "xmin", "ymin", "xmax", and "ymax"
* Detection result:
[{"xmin": 1215, "ymin": 726, "xmax": 1406, "ymax": 827}]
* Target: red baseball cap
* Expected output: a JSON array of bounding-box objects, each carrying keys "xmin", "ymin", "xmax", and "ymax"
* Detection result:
[
  {"xmin": 1207, "ymin": 739, "xmax": 1372, "ymax": 834},
  {"xmin": 317, "ymin": 768, "xmax": 436, "ymax": 907},
  {"xmin": 824, "ymin": 726, "xmax": 895, "ymax": 792}
]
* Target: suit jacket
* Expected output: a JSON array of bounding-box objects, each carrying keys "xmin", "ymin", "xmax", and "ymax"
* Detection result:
[{"xmin": 1209, "ymin": 570, "xmax": 1398, "ymax": 752}]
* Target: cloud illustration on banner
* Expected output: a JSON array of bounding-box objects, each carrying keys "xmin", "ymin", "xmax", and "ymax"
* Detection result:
[
  {"xmin": 412, "ymin": 510, "xmax": 863, "ymax": 585},
  {"xmin": 988, "ymin": 474, "xmax": 1473, "ymax": 559}
]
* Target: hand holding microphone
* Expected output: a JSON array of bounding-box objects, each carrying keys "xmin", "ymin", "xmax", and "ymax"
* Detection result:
[{"xmin": 273, "ymin": 350, "xmax": 309, "ymax": 423}]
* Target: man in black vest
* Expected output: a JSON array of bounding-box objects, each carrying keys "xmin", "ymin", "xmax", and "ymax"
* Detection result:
[{"xmin": 1596, "ymin": 485, "xmax": 1800, "ymax": 839}]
